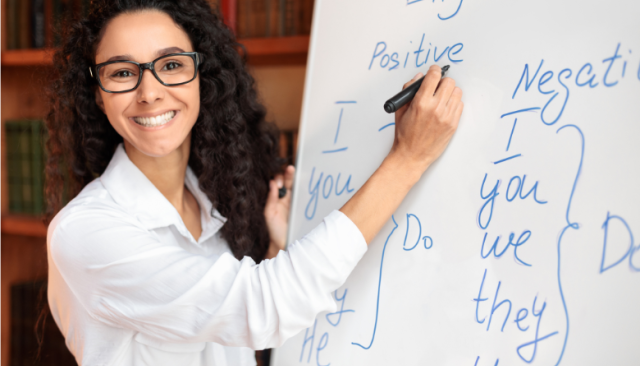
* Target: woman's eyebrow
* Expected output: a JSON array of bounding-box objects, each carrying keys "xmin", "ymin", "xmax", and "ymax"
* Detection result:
[
  {"xmin": 103, "ymin": 47, "xmax": 186, "ymax": 63},
  {"xmin": 156, "ymin": 47, "xmax": 186, "ymax": 57},
  {"xmin": 105, "ymin": 54, "xmax": 134, "ymax": 62}
]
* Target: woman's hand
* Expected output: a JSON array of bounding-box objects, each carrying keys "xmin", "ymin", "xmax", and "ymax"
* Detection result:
[
  {"xmin": 340, "ymin": 65, "xmax": 464, "ymax": 243},
  {"xmin": 391, "ymin": 64, "xmax": 464, "ymax": 172},
  {"xmin": 264, "ymin": 165, "xmax": 295, "ymax": 259}
]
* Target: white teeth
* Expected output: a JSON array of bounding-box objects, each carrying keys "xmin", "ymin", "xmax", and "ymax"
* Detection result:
[{"xmin": 132, "ymin": 110, "xmax": 176, "ymax": 127}]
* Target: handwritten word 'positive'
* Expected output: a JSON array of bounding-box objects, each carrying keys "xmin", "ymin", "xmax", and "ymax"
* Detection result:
[{"xmin": 369, "ymin": 35, "xmax": 463, "ymax": 71}]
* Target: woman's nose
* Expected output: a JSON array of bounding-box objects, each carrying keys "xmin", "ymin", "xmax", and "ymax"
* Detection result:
[{"xmin": 136, "ymin": 69, "xmax": 164, "ymax": 104}]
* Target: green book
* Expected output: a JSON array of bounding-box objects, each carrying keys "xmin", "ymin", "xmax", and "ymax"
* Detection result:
[
  {"xmin": 31, "ymin": 121, "xmax": 45, "ymax": 215},
  {"xmin": 6, "ymin": 123, "xmax": 23, "ymax": 213},
  {"xmin": 5, "ymin": 120, "xmax": 47, "ymax": 215},
  {"xmin": 19, "ymin": 123, "xmax": 34, "ymax": 214}
]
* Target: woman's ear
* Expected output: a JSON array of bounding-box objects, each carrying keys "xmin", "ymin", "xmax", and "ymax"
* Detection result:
[{"xmin": 94, "ymin": 88, "xmax": 106, "ymax": 113}]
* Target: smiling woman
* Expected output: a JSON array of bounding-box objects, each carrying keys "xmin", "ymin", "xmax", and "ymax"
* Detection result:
[
  {"xmin": 92, "ymin": 11, "xmax": 203, "ymax": 158},
  {"xmin": 43, "ymin": 0, "xmax": 463, "ymax": 365},
  {"xmin": 46, "ymin": 1, "xmax": 285, "ymax": 261}
]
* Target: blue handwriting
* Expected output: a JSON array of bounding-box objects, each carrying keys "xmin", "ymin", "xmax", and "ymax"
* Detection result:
[
  {"xmin": 600, "ymin": 212, "xmax": 640, "ymax": 273},
  {"xmin": 306, "ymin": 168, "xmax": 355, "ymax": 220},
  {"xmin": 369, "ymin": 36, "xmax": 464, "ymax": 71}
]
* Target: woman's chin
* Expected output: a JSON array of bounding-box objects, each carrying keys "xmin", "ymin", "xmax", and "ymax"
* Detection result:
[{"xmin": 123, "ymin": 137, "xmax": 189, "ymax": 160}]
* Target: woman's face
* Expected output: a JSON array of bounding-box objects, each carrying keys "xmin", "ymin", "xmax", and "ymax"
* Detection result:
[{"xmin": 94, "ymin": 10, "xmax": 200, "ymax": 158}]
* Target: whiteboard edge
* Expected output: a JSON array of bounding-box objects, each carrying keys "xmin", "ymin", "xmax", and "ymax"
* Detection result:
[{"xmin": 273, "ymin": 0, "xmax": 323, "ymax": 364}]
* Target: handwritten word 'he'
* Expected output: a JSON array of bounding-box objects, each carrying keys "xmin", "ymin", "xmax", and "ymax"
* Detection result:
[{"xmin": 300, "ymin": 289, "xmax": 354, "ymax": 365}]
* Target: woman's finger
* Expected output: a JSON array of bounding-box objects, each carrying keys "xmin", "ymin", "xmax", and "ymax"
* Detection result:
[
  {"xmin": 395, "ymin": 72, "xmax": 423, "ymax": 122},
  {"xmin": 403, "ymin": 72, "xmax": 423, "ymax": 90},
  {"xmin": 265, "ymin": 180, "xmax": 279, "ymax": 213},
  {"xmin": 447, "ymin": 86, "xmax": 463, "ymax": 108},
  {"xmin": 274, "ymin": 173, "xmax": 284, "ymax": 189},
  {"xmin": 435, "ymin": 77, "xmax": 455, "ymax": 108},
  {"xmin": 284, "ymin": 166, "xmax": 295, "ymax": 188},
  {"xmin": 284, "ymin": 165, "xmax": 295, "ymax": 190},
  {"xmin": 413, "ymin": 64, "xmax": 442, "ymax": 105},
  {"xmin": 453, "ymin": 100, "xmax": 464, "ymax": 126}
]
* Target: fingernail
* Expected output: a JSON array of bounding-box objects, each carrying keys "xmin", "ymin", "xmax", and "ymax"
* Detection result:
[
  {"xmin": 277, "ymin": 177, "xmax": 283, "ymax": 188},
  {"xmin": 414, "ymin": 72, "xmax": 422, "ymax": 80}
]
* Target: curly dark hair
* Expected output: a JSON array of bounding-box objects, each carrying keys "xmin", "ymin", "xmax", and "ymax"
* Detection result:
[{"xmin": 45, "ymin": 0, "xmax": 284, "ymax": 263}]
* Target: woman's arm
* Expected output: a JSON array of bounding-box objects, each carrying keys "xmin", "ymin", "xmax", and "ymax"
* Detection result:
[
  {"xmin": 265, "ymin": 65, "xmax": 463, "ymax": 246},
  {"xmin": 49, "ymin": 201, "xmax": 367, "ymax": 349},
  {"xmin": 341, "ymin": 65, "xmax": 463, "ymax": 242}
]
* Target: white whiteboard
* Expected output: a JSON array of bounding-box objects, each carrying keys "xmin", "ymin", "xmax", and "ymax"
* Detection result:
[{"xmin": 272, "ymin": 0, "xmax": 640, "ymax": 364}]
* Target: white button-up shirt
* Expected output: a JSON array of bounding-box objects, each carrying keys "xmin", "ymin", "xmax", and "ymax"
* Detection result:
[{"xmin": 47, "ymin": 144, "xmax": 367, "ymax": 366}]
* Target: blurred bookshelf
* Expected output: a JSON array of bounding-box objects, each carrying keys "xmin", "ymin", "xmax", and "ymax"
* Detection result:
[
  {"xmin": 2, "ymin": 0, "xmax": 305, "ymax": 365},
  {"xmin": 1, "ymin": 216, "xmax": 48, "ymax": 237},
  {"xmin": 1, "ymin": 35, "xmax": 310, "ymax": 67}
]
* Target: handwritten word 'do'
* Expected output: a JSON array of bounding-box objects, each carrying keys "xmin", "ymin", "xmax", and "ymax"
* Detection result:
[
  {"xmin": 403, "ymin": 213, "xmax": 434, "ymax": 251},
  {"xmin": 600, "ymin": 212, "xmax": 640, "ymax": 273}
]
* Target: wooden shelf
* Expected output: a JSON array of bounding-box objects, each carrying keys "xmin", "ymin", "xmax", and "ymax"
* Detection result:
[
  {"xmin": 238, "ymin": 35, "xmax": 309, "ymax": 65},
  {"xmin": 1, "ymin": 48, "xmax": 55, "ymax": 66},
  {"xmin": 1, "ymin": 36, "xmax": 310, "ymax": 67},
  {"xmin": 1, "ymin": 215, "xmax": 48, "ymax": 237}
]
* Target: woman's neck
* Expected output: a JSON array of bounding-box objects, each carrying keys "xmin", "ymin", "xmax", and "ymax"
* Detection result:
[
  {"xmin": 124, "ymin": 139, "xmax": 190, "ymax": 205},
  {"xmin": 123, "ymin": 137, "xmax": 203, "ymax": 240}
]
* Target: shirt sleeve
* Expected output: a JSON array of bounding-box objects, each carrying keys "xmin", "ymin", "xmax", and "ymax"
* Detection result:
[{"xmin": 49, "ymin": 207, "xmax": 368, "ymax": 349}]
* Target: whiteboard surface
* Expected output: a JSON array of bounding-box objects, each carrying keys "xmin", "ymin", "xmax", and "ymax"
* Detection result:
[{"xmin": 273, "ymin": 0, "xmax": 640, "ymax": 364}]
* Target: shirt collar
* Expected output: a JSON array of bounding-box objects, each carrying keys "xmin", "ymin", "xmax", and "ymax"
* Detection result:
[{"xmin": 100, "ymin": 144, "xmax": 226, "ymax": 243}]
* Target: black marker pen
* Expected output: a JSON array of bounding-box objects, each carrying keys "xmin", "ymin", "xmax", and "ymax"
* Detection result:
[{"xmin": 383, "ymin": 65, "xmax": 450, "ymax": 114}]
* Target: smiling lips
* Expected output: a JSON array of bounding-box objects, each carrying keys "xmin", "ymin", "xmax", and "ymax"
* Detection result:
[{"xmin": 132, "ymin": 110, "xmax": 176, "ymax": 127}]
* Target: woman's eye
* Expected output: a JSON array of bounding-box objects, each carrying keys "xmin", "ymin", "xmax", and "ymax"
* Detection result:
[
  {"xmin": 112, "ymin": 70, "xmax": 135, "ymax": 78},
  {"xmin": 163, "ymin": 61, "xmax": 182, "ymax": 71}
]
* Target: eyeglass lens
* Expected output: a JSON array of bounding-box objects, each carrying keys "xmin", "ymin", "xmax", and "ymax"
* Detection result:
[{"xmin": 98, "ymin": 55, "xmax": 196, "ymax": 92}]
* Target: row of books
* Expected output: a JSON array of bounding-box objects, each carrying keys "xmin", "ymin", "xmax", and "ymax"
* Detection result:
[
  {"xmin": 5, "ymin": 0, "xmax": 89, "ymax": 50},
  {"xmin": 5, "ymin": 120, "xmax": 47, "ymax": 215},
  {"xmin": 11, "ymin": 280, "xmax": 78, "ymax": 365},
  {"xmin": 5, "ymin": 0, "xmax": 311, "ymax": 51},
  {"xmin": 236, "ymin": 0, "xmax": 314, "ymax": 38}
]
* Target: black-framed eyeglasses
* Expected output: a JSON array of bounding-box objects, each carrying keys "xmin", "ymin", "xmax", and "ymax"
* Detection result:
[{"xmin": 89, "ymin": 52, "xmax": 204, "ymax": 93}]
